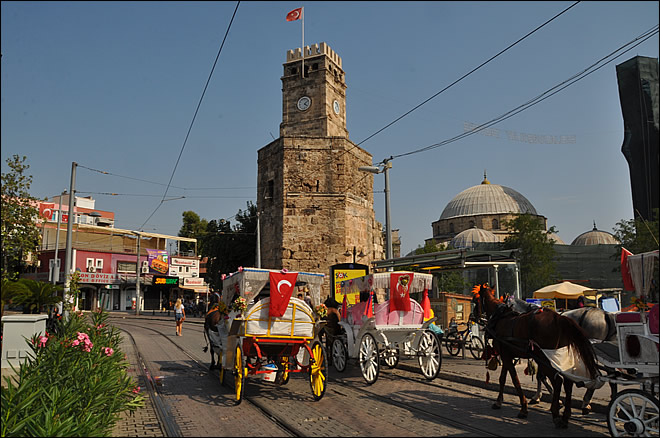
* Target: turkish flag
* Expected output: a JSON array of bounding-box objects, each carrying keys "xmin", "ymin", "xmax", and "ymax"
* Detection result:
[
  {"xmin": 621, "ymin": 247, "xmax": 635, "ymax": 291},
  {"xmin": 286, "ymin": 7, "xmax": 302, "ymax": 21},
  {"xmin": 341, "ymin": 294, "xmax": 348, "ymax": 320},
  {"xmin": 39, "ymin": 203, "xmax": 55, "ymax": 220},
  {"xmin": 390, "ymin": 273, "xmax": 413, "ymax": 312},
  {"xmin": 269, "ymin": 272, "xmax": 298, "ymax": 317},
  {"xmin": 422, "ymin": 288, "xmax": 432, "ymax": 320}
]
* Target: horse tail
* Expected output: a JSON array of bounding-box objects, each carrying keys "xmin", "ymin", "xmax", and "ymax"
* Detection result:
[{"xmin": 563, "ymin": 316, "xmax": 599, "ymax": 380}]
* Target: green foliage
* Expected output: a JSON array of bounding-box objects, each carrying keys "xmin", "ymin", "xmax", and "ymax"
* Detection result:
[
  {"xmin": 1, "ymin": 309, "xmax": 144, "ymax": 437},
  {"xmin": 409, "ymin": 240, "xmax": 468, "ymax": 294},
  {"xmin": 178, "ymin": 211, "xmax": 208, "ymax": 254},
  {"xmin": 1, "ymin": 278, "xmax": 27, "ymax": 319},
  {"xmin": 502, "ymin": 213, "xmax": 559, "ymax": 298},
  {"xmin": 64, "ymin": 271, "xmax": 81, "ymax": 314},
  {"xmin": 9, "ymin": 279, "xmax": 63, "ymax": 314},
  {"xmin": 613, "ymin": 208, "xmax": 659, "ymax": 254},
  {"xmin": 182, "ymin": 202, "xmax": 258, "ymax": 291},
  {"xmin": 1, "ymin": 155, "xmax": 43, "ymax": 281}
]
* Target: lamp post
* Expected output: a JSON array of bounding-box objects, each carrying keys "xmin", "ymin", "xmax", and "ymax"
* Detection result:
[
  {"xmin": 358, "ymin": 157, "xmax": 393, "ymax": 265},
  {"xmin": 133, "ymin": 231, "xmax": 142, "ymax": 316},
  {"xmin": 344, "ymin": 246, "xmax": 366, "ymax": 264},
  {"xmin": 63, "ymin": 162, "xmax": 77, "ymax": 316}
]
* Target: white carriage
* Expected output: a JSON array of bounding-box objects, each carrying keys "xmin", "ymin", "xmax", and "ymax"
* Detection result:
[
  {"xmin": 212, "ymin": 268, "xmax": 328, "ymax": 404},
  {"xmin": 332, "ymin": 271, "xmax": 442, "ymax": 384},
  {"xmin": 593, "ymin": 250, "xmax": 659, "ymax": 436}
]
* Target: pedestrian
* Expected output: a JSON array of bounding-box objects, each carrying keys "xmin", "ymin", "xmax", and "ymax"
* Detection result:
[
  {"xmin": 174, "ymin": 298, "xmax": 185, "ymax": 336},
  {"xmin": 304, "ymin": 292, "xmax": 312, "ymax": 307},
  {"xmin": 297, "ymin": 293, "xmax": 303, "ymax": 300}
]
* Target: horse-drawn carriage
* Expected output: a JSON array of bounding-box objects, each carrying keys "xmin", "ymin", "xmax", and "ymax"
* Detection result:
[
  {"xmin": 328, "ymin": 271, "xmax": 442, "ymax": 384},
  {"xmin": 204, "ymin": 267, "xmax": 328, "ymax": 405}
]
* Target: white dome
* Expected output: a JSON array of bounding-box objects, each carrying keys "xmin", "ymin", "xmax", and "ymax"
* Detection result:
[
  {"xmin": 440, "ymin": 177, "xmax": 538, "ymax": 220},
  {"xmin": 571, "ymin": 223, "xmax": 619, "ymax": 245},
  {"xmin": 450, "ymin": 227, "xmax": 499, "ymax": 249}
]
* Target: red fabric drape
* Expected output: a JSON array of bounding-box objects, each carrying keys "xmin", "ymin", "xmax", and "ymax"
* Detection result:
[
  {"xmin": 269, "ymin": 272, "xmax": 298, "ymax": 317},
  {"xmin": 621, "ymin": 247, "xmax": 635, "ymax": 291},
  {"xmin": 389, "ymin": 273, "xmax": 413, "ymax": 312}
]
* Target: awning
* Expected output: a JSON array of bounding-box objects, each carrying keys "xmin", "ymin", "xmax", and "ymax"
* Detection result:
[{"xmin": 180, "ymin": 285, "xmax": 210, "ymax": 294}]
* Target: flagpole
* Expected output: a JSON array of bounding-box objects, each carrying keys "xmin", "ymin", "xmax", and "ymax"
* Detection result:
[{"xmin": 301, "ymin": 7, "xmax": 305, "ymax": 79}]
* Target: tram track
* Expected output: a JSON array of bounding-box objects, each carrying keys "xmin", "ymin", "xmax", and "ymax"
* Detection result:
[{"xmin": 113, "ymin": 319, "xmax": 300, "ymax": 437}]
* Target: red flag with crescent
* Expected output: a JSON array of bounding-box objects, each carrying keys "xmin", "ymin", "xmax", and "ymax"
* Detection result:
[
  {"xmin": 422, "ymin": 288, "xmax": 431, "ymax": 320},
  {"xmin": 390, "ymin": 273, "xmax": 413, "ymax": 312},
  {"xmin": 286, "ymin": 7, "xmax": 302, "ymax": 21},
  {"xmin": 269, "ymin": 272, "xmax": 298, "ymax": 317}
]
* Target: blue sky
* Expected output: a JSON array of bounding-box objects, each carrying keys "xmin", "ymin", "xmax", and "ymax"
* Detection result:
[{"xmin": 2, "ymin": 1, "xmax": 658, "ymax": 256}]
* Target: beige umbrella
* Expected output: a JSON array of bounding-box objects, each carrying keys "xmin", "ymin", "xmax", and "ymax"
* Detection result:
[{"xmin": 533, "ymin": 281, "xmax": 596, "ymax": 299}]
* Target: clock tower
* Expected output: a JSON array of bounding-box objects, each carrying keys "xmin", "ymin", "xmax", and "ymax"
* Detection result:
[{"xmin": 257, "ymin": 42, "xmax": 383, "ymax": 296}]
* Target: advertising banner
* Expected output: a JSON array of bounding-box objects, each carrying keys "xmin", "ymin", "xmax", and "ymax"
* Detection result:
[
  {"xmin": 331, "ymin": 263, "xmax": 368, "ymax": 305},
  {"xmin": 146, "ymin": 249, "xmax": 169, "ymax": 275}
]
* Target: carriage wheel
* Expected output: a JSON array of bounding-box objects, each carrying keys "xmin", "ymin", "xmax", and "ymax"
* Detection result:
[
  {"xmin": 308, "ymin": 341, "xmax": 328, "ymax": 400},
  {"xmin": 382, "ymin": 347, "xmax": 400, "ymax": 369},
  {"xmin": 233, "ymin": 344, "xmax": 246, "ymax": 405},
  {"xmin": 359, "ymin": 333, "xmax": 380, "ymax": 385},
  {"xmin": 447, "ymin": 334, "xmax": 462, "ymax": 357},
  {"xmin": 279, "ymin": 356, "xmax": 290, "ymax": 385},
  {"xmin": 418, "ymin": 331, "xmax": 441, "ymax": 380},
  {"xmin": 468, "ymin": 336, "xmax": 484, "ymax": 360},
  {"xmin": 332, "ymin": 338, "xmax": 348, "ymax": 372},
  {"xmin": 607, "ymin": 389, "xmax": 659, "ymax": 437}
]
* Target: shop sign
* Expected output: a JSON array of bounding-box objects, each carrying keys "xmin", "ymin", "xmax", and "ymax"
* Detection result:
[
  {"xmin": 78, "ymin": 272, "xmax": 120, "ymax": 284},
  {"xmin": 183, "ymin": 277, "xmax": 205, "ymax": 287},
  {"xmin": 154, "ymin": 276, "xmax": 178, "ymax": 286}
]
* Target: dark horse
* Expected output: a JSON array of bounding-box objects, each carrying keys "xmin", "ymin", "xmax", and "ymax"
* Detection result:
[
  {"xmin": 471, "ymin": 284, "xmax": 599, "ymax": 428},
  {"xmin": 203, "ymin": 305, "xmax": 224, "ymax": 370}
]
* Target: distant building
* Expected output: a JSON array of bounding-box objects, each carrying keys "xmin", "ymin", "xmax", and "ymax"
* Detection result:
[
  {"xmin": 571, "ymin": 222, "xmax": 620, "ymax": 246},
  {"xmin": 616, "ymin": 55, "xmax": 659, "ymax": 222}
]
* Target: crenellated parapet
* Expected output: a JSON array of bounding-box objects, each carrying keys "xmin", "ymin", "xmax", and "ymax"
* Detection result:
[{"xmin": 286, "ymin": 42, "xmax": 342, "ymax": 68}]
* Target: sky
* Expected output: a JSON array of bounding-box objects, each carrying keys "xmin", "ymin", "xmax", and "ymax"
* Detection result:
[{"xmin": 2, "ymin": 1, "xmax": 658, "ymax": 256}]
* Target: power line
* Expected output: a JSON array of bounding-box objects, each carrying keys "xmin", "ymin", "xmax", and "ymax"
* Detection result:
[{"xmin": 139, "ymin": 1, "xmax": 240, "ymax": 231}]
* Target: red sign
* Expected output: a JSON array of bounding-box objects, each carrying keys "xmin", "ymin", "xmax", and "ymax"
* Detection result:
[
  {"xmin": 39, "ymin": 203, "xmax": 55, "ymax": 220},
  {"xmin": 78, "ymin": 272, "xmax": 120, "ymax": 284}
]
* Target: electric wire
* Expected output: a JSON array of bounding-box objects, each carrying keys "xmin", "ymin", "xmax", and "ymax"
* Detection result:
[{"xmin": 138, "ymin": 1, "xmax": 240, "ymax": 232}]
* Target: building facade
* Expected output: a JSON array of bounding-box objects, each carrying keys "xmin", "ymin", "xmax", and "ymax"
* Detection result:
[{"xmin": 257, "ymin": 42, "xmax": 384, "ymax": 295}]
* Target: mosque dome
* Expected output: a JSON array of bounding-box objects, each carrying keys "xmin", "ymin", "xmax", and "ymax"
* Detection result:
[
  {"xmin": 450, "ymin": 227, "xmax": 499, "ymax": 249},
  {"xmin": 571, "ymin": 222, "xmax": 619, "ymax": 245},
  {"xmin": 439, "ymin": 173, "xmax": 538, "ymax": 220},
  {"xmin": 548, "ymin": 232, "xmax": 566, "ymax": 245}
]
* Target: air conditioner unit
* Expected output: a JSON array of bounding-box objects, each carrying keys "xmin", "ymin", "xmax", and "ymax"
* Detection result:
[
  {"xmin": 142, "ymin": 261, "xmax": 149, "ymax": 269},
  {"xmin": 141, "ymin": 266, "xmax": 149, "ymax": 274},
  {"xmin": 88, "ymin": 266, "xmax": 96, "ymax": 273}
]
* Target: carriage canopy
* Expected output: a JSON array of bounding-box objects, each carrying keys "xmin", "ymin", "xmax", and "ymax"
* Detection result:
[
  {"xmin": 339, "ymin": 271, "xmax": 433, "ymax": 296},
  {"xmin": 221, "ymin": 267, "xmax": 325, "ymax": 308}
]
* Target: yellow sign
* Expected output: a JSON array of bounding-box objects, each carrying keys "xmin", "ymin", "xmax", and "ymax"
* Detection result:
[
  {"xmin": 541, "ymin": 299, "xmax": 556, "ymax": 311},
  {"xmin": 333, "ymin": 269, "xmax": 366, "ymax": 305}
]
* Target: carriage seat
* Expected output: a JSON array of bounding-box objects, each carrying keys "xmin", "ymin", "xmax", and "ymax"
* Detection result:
[
  {"xmin": 348, "ymin": 301, "xmax": 369, "ymax": 327},
  {"xmin": 374, "ymin": 300, "xmax": 424, "ymax": 326},
  {"xmin": 648, "ymin": 305, "xmax": 659, "ymax": 335},
  {"xmin": 616, "ymin": 312, "xmax": 643, "ymax": 324}
]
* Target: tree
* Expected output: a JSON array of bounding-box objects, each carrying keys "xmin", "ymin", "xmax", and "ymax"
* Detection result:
[
  {"xmin": 11, "ymin": 279, "xmax": 63, "ymax": 314},
  {"xmin": 408, "ymin": 240, "xmax": 467, "ymax": 294},
  {"xmin": 613, "ymin": 208, "xmax": 659, "ymax": 254},
  {"xmin": 1, "ymin": 155, "xmax": 43, "ymax": 281},
  {"xmin": 502, "ymin": 213, "xmax": 559, "ymax": 298},
  {"xmin": 178, "ymin": 211, "xmax": 208, "ymax": 254}
]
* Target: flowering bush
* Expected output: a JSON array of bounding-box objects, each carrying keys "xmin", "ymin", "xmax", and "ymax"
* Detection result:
[
  {"xmin": 231, "ymin": 296, "xmax": 247, "ymax": 313},
  {"xmin": 315, "ymin": 303, "xmax": 328, "ymax": 319},
  {"xmin": 1, "ymin": 309, "xmax": 144, "ymax": 437}
]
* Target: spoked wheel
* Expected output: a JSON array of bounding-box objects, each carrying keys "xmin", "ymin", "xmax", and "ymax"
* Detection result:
[
  {"xmin": 468, "ymin": 335, "xmax": 485, "ymax": 360},
  {"xmin": 279, "ymin": 356, "xmax": 290, "ymax": 385},
  {"xmin": 332, "ymin": 337, "xmax": 348, "ymax": 372},
  {"xmin": 233, "ymin": 344, "xmax": 246, "ymax": 405},
  {"xmin": 309, "ymin": 341, "xmax": 328, "ymax": 401},
  {"xmin": 418, "ymin": 331, "xmax": 442, "ymax": 380},
  {"xmin": 359, "ymin": 333, "xmax": 380, "ymax": 385},
  {"xmin": 448, "ymin": 334, "xmax": 462, "ymax": 356},
  {"xmin": 382, "ymin": 347, "xmax": 400, "ymax": 369},
  {"xmin": 607, "ymin": 389, "xmax": 659, "ymax": 437},
  {"xmin": 218, "ymin": 351, "xmax": 225, "ymax": 385}
]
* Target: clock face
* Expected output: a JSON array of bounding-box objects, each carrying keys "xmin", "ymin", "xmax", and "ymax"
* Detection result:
[
  {"xmin": 333, "ymin": 100, "xmax": 340, "ymax": 115},
  {"xmin": 297, "ymin": 96, "xmax": 311, "ymax": 111}
]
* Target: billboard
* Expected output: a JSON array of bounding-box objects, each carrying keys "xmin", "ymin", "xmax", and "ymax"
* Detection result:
[
  {"xmin": 146, "ymin": 249, "xmax": 169, "ymax": 275},
  {"xmin": 330, "ymin": 263, "xmax": 369, "ymax": 305}
]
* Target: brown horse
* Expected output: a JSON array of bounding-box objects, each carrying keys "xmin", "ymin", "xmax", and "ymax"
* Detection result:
[
  {"xmin": 203, "ymin": 305, "xmax": 223, "ymax": 370},
  {"xmin": 471, "ymin": 284, "xmax": 599, "ymax": 428}
]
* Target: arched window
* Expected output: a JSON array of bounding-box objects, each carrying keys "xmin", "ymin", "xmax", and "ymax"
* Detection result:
[{"xmin": 492, "ymin": 219, "xmax": 499, "ymax": 230}]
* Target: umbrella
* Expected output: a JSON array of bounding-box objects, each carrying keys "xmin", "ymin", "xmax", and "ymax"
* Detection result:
[{"xmin": 533, "ymin": 281, "xmax": 596, "ymax": 299}]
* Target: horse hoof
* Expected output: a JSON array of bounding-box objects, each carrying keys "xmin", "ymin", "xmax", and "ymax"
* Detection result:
[
  {"xmin": 582, "ymin": 408, "xmax": 591, "ymax": 415},
  {"xmin": 528, "ymin": 399, "xmax": 539, "ymax": 405},
  {"xmin": 517, "ymin": 411, "xmax": 528, "ymax": 419},
  {"xmin": 492, "ymin": 403, "xmax": 501, "ymax": 410}
]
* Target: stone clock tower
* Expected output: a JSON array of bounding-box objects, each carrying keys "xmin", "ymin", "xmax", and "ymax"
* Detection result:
[{"xmin": 257, "ymin": 42, "xmax": 384, "ymax": 296}]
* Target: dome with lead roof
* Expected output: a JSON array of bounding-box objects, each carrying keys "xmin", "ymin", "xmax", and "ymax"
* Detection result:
[
  {"xmin": 439, "ymin": 173, "xmax": 538, "ymax": 220},
  {"xmin": 571, "ymin": 222, "xmax": 620, "ymax": 245},
  {"xmin": 450, "ymin": 227, "xmax": 499, "ymax": 249}
]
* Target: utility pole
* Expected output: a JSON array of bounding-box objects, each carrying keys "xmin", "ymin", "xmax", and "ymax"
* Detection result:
[
  {"xmin": 63, "ymin": 162, "xmax": 77, "ymax": 314},
  {"xmin": 134, "ymin": 231, "xmax": 141, "ymax": 316},
  {"xmin": 51, "ymin": 191, "xmax": 65, "ymax": 284},
  {"xmin": 256, "ymin": 212, "xmax": 261, "ymax": 268}
]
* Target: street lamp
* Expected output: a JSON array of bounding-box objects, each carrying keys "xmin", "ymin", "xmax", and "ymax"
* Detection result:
[
  {"xmin": 359, "ymin": 157, "xmax": 393, "ymax": 264},
  {"xmin": 344, "ymin": 246, "xmax": 366, "ymax": 264}
]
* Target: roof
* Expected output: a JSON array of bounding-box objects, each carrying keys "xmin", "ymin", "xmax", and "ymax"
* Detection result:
[
  {"xmin": 439, "ymin": 175, "xmax": 538, "ymax": 220},
  {"xmin": 372, "ymin": 248, "xmax": 519, "ymax": 273},
  {"xmin": 571, "ymin": 223, "xmax": 619, "ymax": 245}
]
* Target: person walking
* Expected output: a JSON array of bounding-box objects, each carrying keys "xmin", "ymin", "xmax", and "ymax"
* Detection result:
[{"xmin": 174, "ymin": 298, "xmax": 186, "ymax": 336}]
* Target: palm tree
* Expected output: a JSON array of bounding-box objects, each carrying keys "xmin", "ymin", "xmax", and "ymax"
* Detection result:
[
  {"xmin": 11, "ymin": 279, "xmax": 63, "ymax": 314},
  {"xmin": 1, "ymin": 278, "xmax": 28, "ymax": 318}
]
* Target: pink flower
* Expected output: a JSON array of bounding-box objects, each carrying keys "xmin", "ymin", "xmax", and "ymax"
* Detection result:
[
  {"xmin": 37, "ymin": 335, "xmax": 48, "ymax": 348},
  {"xmin": 221, "ymin": 274, "xmax": 226, "ymax": 280},
  {"xmin": 132, "ymin": 386, "xmax": 141, "ymax": 393},
  {"xmin": 72, "ymin": 340, "xmax": 80, "ymax": 347},
  {"xmin": 238, "ymin": 266, "xmax": 243, "ymax": 272},
  {"xmin": 103, "ymin": 347, "xmax": 114, "ymax": 357}
]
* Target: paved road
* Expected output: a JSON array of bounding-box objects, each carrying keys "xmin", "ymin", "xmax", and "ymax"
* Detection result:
[{"xmin": 108, "ymin": 311, "xmax": 613, "ymax": 437}]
